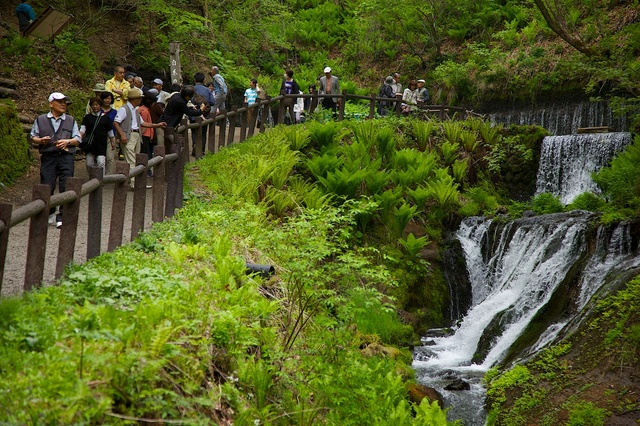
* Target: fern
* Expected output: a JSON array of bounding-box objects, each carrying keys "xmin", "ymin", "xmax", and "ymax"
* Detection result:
[{"xmin": 399, "ymin": 233, "xmax": 429, "ymax": 257}]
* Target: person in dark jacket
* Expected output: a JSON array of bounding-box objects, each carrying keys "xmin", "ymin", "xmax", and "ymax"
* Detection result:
[
  {"xmin": 15, "ymin": 2, "xmax": 35, "ymax": 35},
  {"xmin": 280, "ymin": 69, "xmax": 300, "ymax": 124},
  {"xmin": 30, "ymin": 92, "xmax": 81, "ymax": 228},
  {"xmin": 80, "ymin": 97, "xmax": 114, "ymax": 175},
  {"xmin": 378, "ymin": 76, "xmax": 396, "ymax": 116},
  {"xmin": 158, "ymin": 85, "xmax": 207, "ymax": 128}
]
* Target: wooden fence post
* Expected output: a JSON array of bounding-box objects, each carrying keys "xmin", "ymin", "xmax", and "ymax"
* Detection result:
[
  {"xmin": 55, "ymin": 177, "xmax": 82, "ymax": 279},
  {"xmin": 338, "ymin": 90, "xmax": 346, "ymax": 121},
  {"xmin": 131, "ymin": 153, "xmax": 148, "ymax": 240},
  {"xmin": 24, "ymin": 184, "xmax": 50, "ymax": 291},
  {"xmin": 260, "ymin": 97, "xmax": 271, "ymax": 133},
  {"xmin": 227, "ymin": 107, "xmax": 237, "ymax": 146},
  {"xmin": 208, "ymin": 116, "xmax": 217, "ymax": 153},
  {"xmin": 395, "ymin": 93, "xmax": 403, "ymax": 116},
  {"xmin": 86, "ymin": 167, "xmax": 104, "ymax": 260},
  {"xmin": 310, "ymin": 92, "xmax": 318, "ymax": 114},
  {"xmin": 0, "ymin": 203, "xmax": 13, "ymax": 291},
  {"xmin": 194, "ymin": 116, "xmax": 203, "ymax": 159},
  {"xmin": 247, "ymin": 102, "xmax": 258, "ymax": 138},
  {"xmin": 165, "ymin": 129, "xmax": 179, "ymax": 218},
  {"xmin": 152, "ymin": 145, "xmax": 166, "ymax": 223},
  {"xmin": 278, "ymin": 92, "xmax": 286, "ymax": 125},
  {"xmin": 239, "ymin": 104, "xmax": 248, "ymax": 142},
  {"xmin": 369, "ymin": 93, "xmax": 376, "ymax": 119},
  {"xmin": 174, "ymin": 131, "xmax": 185, "ymax": 210},
  {"xmin": 218, "ymin": 110, "xmax": 227, "ymax": 148},
  {"xmin": 108, "ymin": 162, "xmax": 129, "ymax": 252}
]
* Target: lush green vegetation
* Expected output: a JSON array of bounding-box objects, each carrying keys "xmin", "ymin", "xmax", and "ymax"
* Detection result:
[{"xmin": 0, "ymin": 100, "xmax": 31, "ymax": 187}]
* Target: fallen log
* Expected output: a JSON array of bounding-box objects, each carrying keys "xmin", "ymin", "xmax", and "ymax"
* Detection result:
[
  {"xmin": 18, "ymin": 114, "xmax": 34, "ymax": 124},
  {"xmin": 0, "ymin": 86, "xmax": 15, "ymax": 97},
  {"xmin": 577, "ymin": 126, "xmax": 610, "ymax": 134},
  {"xmin": 0, "ymin": 77, "xmax": 16, "ymax": 88}
]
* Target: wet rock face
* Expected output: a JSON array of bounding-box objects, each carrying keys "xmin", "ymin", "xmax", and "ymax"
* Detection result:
[
  {"xmin": 444, "ymin": 379, "xmax": 471, "ymax": 391},
  {"xmin": 442, "ymin": 238, "xmax": 472, "ymax": 323}
]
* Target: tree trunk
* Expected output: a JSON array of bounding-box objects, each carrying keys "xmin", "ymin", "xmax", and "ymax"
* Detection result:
[{"xmin": 533, "ymin": 0, "xmax": 597, "ymax": 57}]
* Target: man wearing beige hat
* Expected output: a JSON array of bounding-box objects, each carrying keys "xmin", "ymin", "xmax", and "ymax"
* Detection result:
[
  {"xmin": 113, "ymin": 87, "xmax": 166, "ymax": 187},
  {"xmin": 113, "ymin": 87, "xmax": 143, "ymax": 186},
  {"xmin": 30, "ymin": 92, "xmax": 81, "ymax": 228}
]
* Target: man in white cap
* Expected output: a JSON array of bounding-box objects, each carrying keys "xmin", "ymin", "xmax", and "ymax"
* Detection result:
[
  {"xmin": 318, "ymin": 66, "xmax": 340, "ymax": 116},
  {"xmin": 30, "ymin": 92, "xmax": 81, "ymax": 228},
  {"xmin": 416, "ymin": 79, "xmax": 430, "ymax": 105},
  {"xmin": 152, "ymin": 78, "xmax": 170, "ymax": 105}
]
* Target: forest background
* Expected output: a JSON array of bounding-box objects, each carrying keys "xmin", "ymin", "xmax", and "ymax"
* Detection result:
[{"xmin": 1, "ymin": 0, "xmax": 639, "ymax": 119}]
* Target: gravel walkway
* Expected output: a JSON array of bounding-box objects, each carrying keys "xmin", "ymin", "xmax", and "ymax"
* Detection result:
[{"xmin": 1, "ymin": 170, "xmax": 157, "ymax": 297}]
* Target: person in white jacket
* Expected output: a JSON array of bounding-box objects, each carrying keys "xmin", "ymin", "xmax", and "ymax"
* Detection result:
[{"xmin": 293, "ymin": 90, "xmax": 305, "ymax": 123}]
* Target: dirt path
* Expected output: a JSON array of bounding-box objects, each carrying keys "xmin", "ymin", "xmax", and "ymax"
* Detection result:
[{"xmin": 0, "ymin": 156, "xmax": 156, "ymax": 297}]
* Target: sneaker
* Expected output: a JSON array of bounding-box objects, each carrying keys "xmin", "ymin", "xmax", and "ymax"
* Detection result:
[
  {"xmin": 48, "ymin": 214, "xmax": 56, "ymax": 226},
  {"xmin": 56, "ymin": 221, "xmax": 62, "ymax": 229}
]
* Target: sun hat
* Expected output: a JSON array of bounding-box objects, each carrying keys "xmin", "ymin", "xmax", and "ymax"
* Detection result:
[
  {"xmin": 417, "ymin": 79, "xmax": 426, "ymax": 83},
  {"xmin": 48, "ymin": 92, "xmax": 70, "ymax": 103},
  {"xmin": 152, "ymin": 78, "xmax": 163, "ymax": 85},
  {"xmin": 92, "ymin": 83, "xmax": 106, "ymax": 92},
  {"xmin": 385, "ymin": 76, "xmax": 394, "ymax": 84},
  {"xmin": 324, "ymin": 66, "xmax": 331, "ymax": 73},
  {"xmin": 127, "ymin": 88, "xmax": 143, "ymax": 99}
]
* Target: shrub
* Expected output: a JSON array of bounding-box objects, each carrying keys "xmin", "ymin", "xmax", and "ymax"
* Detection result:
[
  {"xmin": 0, "ymin": 101, "xmax": 31, "ymax": 188},
  {"xmin": 566, "ymin": 192, "xmax": 606, "ymax": 212},
  {"xmin": 531, "ymin": 192, "xmax": 564, "ymax": 215},
  {"xmin": 593, "ymin": 135, "xmax": 640, "ymax": 209}
]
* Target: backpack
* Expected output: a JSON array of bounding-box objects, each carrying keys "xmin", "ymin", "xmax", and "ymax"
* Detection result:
[
  {"xmin": 378, "ymin": 84, "xmax": 394, "ymax": 107},
  {"xmin": 192, "ymin": 93, "xmax": 212, "ymax": 116}
]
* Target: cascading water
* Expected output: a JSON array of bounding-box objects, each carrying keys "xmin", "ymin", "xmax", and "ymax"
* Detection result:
[
  {"xmin": 536, "ymin": 132, "xmax": 631, "ymax": 204},
  {"xmin": 487, "ymin": 100, "xmax": 628, "ymax": 135},
  {"xmin": 412, "ymin": 213, "xmax": 640, "ymax": 425}
]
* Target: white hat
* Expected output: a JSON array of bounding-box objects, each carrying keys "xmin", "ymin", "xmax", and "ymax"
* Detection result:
[
  {"xmin": 148, "ymin": 88, "xmax": 159, "ymax": 96},
  {"xmin": 324, "ymin": 66, "xmax": 332, "ymax": 73},
  {"xmin": 48, "ymin": 92, "xmax": 70, "ymax": 103},
  {"xmin": 417, "ymin": 79, "xmax": 426, "ymax": 83},
  {"xmin": 152, "ymin": 78, "xmax": 163, "ymax": 85}
]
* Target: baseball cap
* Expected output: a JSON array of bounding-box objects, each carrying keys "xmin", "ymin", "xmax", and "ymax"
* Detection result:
[
  {"xmin": 153, "ymin": 78, "xmax": 163, "ymax": 85},
  {"xmin": 48, "ymin": 92, "xmax": 70, "ymax": 103},
  {"xmin": 147, "ymin": 88, "xmax": 159, "ymax": 96},
  {"xmin": 324, "ymin": 67, "xmax": 332, "ymax": 73},
  {"xmin": 417, "ymin": 79, "xmax": 426, "ymax": 83}
]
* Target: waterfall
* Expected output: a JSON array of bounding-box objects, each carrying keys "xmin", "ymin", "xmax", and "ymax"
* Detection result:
[
  {"xmin": 487, "ymin": 100, "xmax": 628, "ymax": 135},
  {"xmin": 535, "ymin": 132, "xmax": 632, "ymax": 204},
  {"xmin": 413, "ymin": 212, "xmax": 640, "ymax": 425}
]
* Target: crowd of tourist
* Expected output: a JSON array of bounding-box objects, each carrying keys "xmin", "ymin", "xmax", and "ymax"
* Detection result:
[{"xmin": 30, "ymin": 63, "xmax": 432, "ymax": 229}]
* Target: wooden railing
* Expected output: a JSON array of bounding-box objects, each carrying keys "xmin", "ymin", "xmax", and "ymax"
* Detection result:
[{"xmin": 1, "ymin": 92, "xmax": 464, "ymax": 295}]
